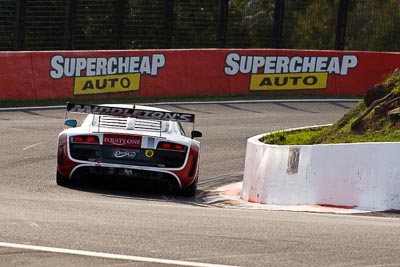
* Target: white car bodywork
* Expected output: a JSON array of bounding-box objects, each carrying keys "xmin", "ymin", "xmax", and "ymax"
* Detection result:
[{"xmin": 56, "ymin": 104, "xmax": 201, "ymax": 196}]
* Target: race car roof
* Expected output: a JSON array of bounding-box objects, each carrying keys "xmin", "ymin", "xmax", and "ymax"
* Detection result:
[{"xmin": 66, "ymin": 103, "xmax": 195, "ymax": 123}]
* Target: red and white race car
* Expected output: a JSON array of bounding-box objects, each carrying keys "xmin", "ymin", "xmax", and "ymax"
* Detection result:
[{"xmin": 56, "ymin": 103, "xmax": 202, "ymax": 196}]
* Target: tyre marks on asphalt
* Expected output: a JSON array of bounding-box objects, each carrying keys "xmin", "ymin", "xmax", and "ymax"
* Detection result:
[
  {"xmin": 217, "ymin": 104, "xmax": 263, "ymax": 114},
  {"xmin": 167, "ymin": 104, "xmax": 214, "ymax": 114},
  {"xmin": 328, "ymin": 102, "xmax": 353, "ymax": 109},
  {"xmin": 274, "ymin": 102, "xmax": 319, "ymax": 114},
  {"xmin": 21, "ymin": 110, "xmax": 64, "ymax": 119}
]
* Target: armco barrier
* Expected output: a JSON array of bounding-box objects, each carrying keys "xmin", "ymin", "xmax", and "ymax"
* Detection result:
[
  {"xmin": 1, "ymin": 49, "xmax": 400, "ymax": 101},
  {"xmin": 242, "ymin": 133, "xmax": 400, "ymax": 211}
]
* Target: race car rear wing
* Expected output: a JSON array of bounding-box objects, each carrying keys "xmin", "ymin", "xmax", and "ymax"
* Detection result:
[{"xmin": 66, "ymin": 102, "xmax": 195, "ymax": 123}]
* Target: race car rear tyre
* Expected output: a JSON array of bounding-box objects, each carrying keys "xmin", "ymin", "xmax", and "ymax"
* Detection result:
[
  {"xmin": 180, "ymin": 176, "xmax": 198, "ymax": 197},
  {"xmin": 56, "ymin": 170, "xmax": 71, "ymax": 187}
]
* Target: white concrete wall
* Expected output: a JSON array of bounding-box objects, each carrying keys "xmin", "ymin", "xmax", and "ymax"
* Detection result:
[{"xmin": 242, "ymin": 133, "xmax": 400, "ymax": 210}]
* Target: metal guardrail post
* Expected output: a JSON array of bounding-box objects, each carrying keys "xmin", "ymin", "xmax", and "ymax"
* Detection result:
[
  {"xmin": 112, "ymin": 0, "xmax": 124, "ymax": 49},
  {"xmin": 272, "ymin": 0, "xmax": 284, "ymax": 49},
  {"xmin": 335, "ymin": 0, "xmax": 348, "ymax": 50},
  {"xmin": 64, "ymin": 0, "xmax": 75, "ymax": 50},
  {"xmin": 15, "ymin": 0, "xmax": 25, "ymax": 50},
  {"xmin": 217, "ymin": 0, "xmax": 228, "ymax": 48},
  {"xmin": 163, "ymin": 0, "xmax": 174, "ymax": 49}
]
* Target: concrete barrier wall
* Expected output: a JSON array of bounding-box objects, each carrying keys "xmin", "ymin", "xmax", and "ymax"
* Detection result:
[
  {"xmin": 242, "ymin": 133, "xmax": 400, "ymax": 210},
  {"xmin": 1, "ymin": 49, "xmax": 400, "ymax": 101}
]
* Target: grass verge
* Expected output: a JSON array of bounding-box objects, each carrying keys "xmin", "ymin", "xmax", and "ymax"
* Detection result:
[
  {"xmin": 262, "ymin": 70, "xmax": 400, "ymax": 145},
  {"xmin": 263, "ymin": 100, "xmax": 400, "ymax": 145}
]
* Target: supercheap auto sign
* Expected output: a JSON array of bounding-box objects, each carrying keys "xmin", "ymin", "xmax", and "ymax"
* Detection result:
[
  {"xmin": 224, "ymin": 52, "xmax": 358, "ymax": 91},
  {"xmin": 0, "ymin": 49, "xmax": 399, "ymax": 101},
  {"xmin": 49, "ymin": 54, "xmax": 165, "ymax": 95}
]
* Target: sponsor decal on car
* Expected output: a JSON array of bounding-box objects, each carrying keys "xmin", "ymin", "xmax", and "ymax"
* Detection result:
[
  {"xmin": 224, "ymin": 53, "xmax": 358, "ymax": 91},
  {"xmin": 113, "ymin": 149, "xmax": 137, "ymax": 159},
  {"xmin": 104, "ymin": 134, "xmax": 142, "ymax": 148},
  {"xmin": 67, "ymin": 103, "xmax": 195, "ymax": 123},
  {"xmin": 49, "ymin": 54, "xmax": 166, "ymax": 95}
]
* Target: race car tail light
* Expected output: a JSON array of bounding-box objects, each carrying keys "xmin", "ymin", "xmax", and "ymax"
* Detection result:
[
  {"xmin": 70, "ymin": 135, "xmax": 99, "ymax": 144},
  {"xmin": 157, "ymin": 142, "xmax": 186, "ymax": 151}
]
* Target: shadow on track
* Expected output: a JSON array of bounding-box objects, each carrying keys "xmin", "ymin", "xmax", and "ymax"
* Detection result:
[{"xmin": 60, "ymin": 175, "xmax": 207, "ymax": 205}]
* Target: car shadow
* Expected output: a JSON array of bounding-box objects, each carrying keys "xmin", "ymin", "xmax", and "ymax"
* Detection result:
[{"xmin": 64, "ymin": 175, "xmax": 205, "ymax": 204}]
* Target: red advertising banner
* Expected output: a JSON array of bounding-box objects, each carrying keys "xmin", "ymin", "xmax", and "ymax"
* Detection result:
[{"xmin": 0, "ymin": 49, "xmax": 399, "ymax": 100}]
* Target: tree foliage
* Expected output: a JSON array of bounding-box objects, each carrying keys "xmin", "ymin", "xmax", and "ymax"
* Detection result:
[
  {"xmin": 226, "ymin": 0, "xmax": 275, "ymax": 48},
  {"xmin": 122, "ymin": 0, "xmax": 165, "ymax": 49},
  {"xmin": 345, "ymin": 0, "xmax": 400, "ymax": 51},
  {"xmin": 284, "ymin": 0, "xmax": 337, "ymax": 49},
  {"xmin": 1, "ymin": 0, "xmax": 400, "ymax": 51}
]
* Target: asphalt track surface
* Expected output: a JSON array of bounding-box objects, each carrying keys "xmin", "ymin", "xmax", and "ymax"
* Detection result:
[{"xmin": 1, "ymin": 101, "xmax": 400, "ymax": 267}]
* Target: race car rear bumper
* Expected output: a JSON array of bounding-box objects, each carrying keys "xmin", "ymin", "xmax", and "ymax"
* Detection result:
[{"xmin": 70, "ymin": 164, "xmax": 183, "ymax": 188}]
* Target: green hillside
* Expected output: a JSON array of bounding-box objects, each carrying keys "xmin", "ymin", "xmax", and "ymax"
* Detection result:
[{"xmin": 262, "ymin": 69, "xmax": 400, "ymax": 145}]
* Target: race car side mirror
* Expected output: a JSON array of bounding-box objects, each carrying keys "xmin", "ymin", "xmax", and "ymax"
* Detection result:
[
  {"xmin": 64, "ymin": 119, "xmax": 77, "ymax": 128},
  {"xmin": 191, "ymin": 130, "xmax": 202, "ymax": 139}
]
